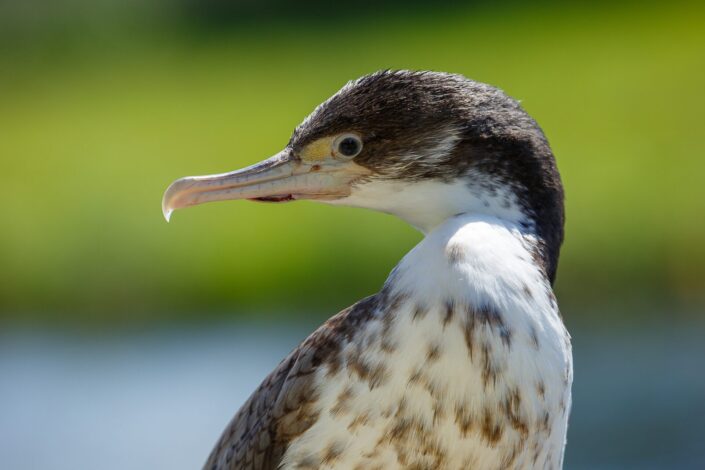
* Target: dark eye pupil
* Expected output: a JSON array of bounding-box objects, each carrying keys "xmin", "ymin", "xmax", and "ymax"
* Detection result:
[{"xmin": 339, "ymin": 137, "xmax": 360, "ymax": 157}]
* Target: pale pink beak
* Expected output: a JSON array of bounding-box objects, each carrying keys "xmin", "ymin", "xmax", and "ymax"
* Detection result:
[{"xmin": 162, "ymin": 149, "xmax": 364, "ymax": 221}]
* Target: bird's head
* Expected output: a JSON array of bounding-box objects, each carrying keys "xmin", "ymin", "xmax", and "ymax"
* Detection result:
[{"xmin": 163, "ymin": 70, "xmax": 564, "ymax": 281}]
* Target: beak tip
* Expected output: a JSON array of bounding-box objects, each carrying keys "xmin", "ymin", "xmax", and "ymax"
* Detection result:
[
  {"xmin": 162, "ymin": 200, "xmax": 173, "ymax": 222},
  {"xmin": 162, "ymin": 193, "xmax": 174, "ymax": 222}
]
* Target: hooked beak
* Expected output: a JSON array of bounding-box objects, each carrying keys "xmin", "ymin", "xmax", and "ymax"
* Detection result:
[{"xmin": 162, "ymin": 148, "xmax": 369, "ymax": 221}]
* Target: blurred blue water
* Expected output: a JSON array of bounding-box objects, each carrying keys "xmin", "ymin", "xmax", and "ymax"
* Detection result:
[{"xmin": 1, "ymin": 319, "xmax": 704, "ymax": 469}]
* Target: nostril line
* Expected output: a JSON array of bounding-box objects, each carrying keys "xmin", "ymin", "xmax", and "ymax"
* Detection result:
[{"xmin": 311, "ymin": 165, "xmax": 321, "ymax": 172}]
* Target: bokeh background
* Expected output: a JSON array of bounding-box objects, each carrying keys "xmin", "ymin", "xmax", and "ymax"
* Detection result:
[{"xmin": 1, "ymin": 0, "xmax": 704, "ymax": 468}]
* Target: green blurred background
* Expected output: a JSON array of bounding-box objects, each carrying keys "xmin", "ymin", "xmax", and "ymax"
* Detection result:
[
  {"xmin": 1, "ymin": 1, "xmax": 705, "ymax": 468},
  {"xmin": 2, "ymin": 0, "xmax": 703, "ymax": 326}
]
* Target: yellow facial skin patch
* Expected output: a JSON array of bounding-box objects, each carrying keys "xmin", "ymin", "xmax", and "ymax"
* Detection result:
[{"xmin": 300, "ymin": 137, "xmax": 335, "ymax": 162}]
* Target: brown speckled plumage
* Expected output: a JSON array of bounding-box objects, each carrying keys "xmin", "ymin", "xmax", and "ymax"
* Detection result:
[{"xmin": 204, "ymin": 296, "xmax": 379, "ymax": 470}]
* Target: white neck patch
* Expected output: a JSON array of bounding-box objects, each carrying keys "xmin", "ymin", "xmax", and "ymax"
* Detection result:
[{"xmin": 330, "ymin": 177, "xmax": 529, "ymax": 234}]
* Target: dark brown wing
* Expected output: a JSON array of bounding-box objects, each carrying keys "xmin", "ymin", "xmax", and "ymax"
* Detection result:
[{"xmin": 203, "ymin": 295, "xmax": 378, "ymax": 470}]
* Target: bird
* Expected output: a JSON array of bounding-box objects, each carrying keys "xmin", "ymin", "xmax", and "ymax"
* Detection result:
[{"xmin": 162, "ymin": 70, "xmax": 572, "ymax": 470}]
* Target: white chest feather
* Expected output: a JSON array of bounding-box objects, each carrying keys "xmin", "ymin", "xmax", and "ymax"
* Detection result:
[{"xmin": 281, "ymin": 215, "xmax": 572, "ymax": 470}]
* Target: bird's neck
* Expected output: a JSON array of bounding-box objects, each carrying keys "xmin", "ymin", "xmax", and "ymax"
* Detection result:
[
  {"xmin": 342, "ymin": 178, "xmax": 531, "ymax": 233},
  {"xmin": 337, "ymin": 177, "xmax": 562, "ymax": 283},
  {"xmin": 386, "ymin": 212, "xmax": 548, "ymax": 305}
]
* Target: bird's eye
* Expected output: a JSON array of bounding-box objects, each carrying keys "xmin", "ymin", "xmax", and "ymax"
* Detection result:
[{"xmin": 333, "ymin": 134, "xmax": 363, "ymax": 159}]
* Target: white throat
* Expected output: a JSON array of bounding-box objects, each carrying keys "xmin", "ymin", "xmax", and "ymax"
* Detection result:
[{"xmin": 331, "ymin": 177, "xmax": 529, "ymax": 234}]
